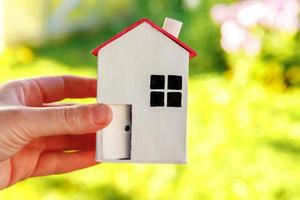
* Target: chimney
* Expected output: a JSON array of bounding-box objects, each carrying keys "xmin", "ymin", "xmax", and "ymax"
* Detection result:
[{"xmin": 162, "ymin": 17, "xmax": 183, "ymax": 38}]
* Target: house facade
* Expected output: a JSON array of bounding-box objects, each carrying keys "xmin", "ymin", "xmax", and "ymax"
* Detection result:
[{"xmin": 92, "ymin": 18, "xmax": 196, "ymax": 163}]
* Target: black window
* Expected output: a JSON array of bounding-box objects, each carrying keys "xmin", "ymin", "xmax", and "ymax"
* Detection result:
[
  {"xmin": 150, "ymin": 92, "xmax": 164, "ymax": 107},
  {"xmin": 150, "ymin": 75, "xmax": 183, "ymax": 108},
  {"xmin": 168, "ymin": 75, "xmax": 182, "ymax": 90},
  {"xmin": 150, "ymin": 75, "xmax": 165, "ymax": 89},
  {"xmin": 167, "ymin": 92, "xmax": 182, "ymax": 107}
]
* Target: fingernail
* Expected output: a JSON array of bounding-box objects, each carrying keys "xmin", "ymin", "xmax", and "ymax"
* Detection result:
[{"xmin": 92, "ymin": 104, "xmax": 111, "ymax": 124}]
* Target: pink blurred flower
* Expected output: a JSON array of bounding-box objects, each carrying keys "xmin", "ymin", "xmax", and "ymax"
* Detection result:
[
  {"xmin": 220, "ymin": 20, "xmax": 261, "ymax": 55},
  {"xmin": 237, "ymin": 1, "xmax": 266, "ymax": 28},
  {"xmin": 220, "ymin": 20, "xmax": 247, "ymax": 53},
  {"xmin": 211, "ymin": 3, "xmax": 244, "ymax": 24},
  {"xmin": 262, "ymin": 0, "xmax": 300, "ymax": 31},
  {"xmin": 210, "ymin": 4, "xmax": 230, "ymax": 23},
  {"xmin": 211, "ymin": 0, "xmax": 300, "ymax": 55}
]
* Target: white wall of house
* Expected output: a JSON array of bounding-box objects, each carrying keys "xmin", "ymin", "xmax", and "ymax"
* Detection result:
[{"xmin": 97, "ymin": 22, "xmax": 189, "ymax": 163}]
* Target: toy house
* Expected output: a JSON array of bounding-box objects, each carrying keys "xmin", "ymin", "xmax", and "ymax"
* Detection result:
[{"xmin": 91, "ymin": 17, "xmax": 197, "ymax": 163}]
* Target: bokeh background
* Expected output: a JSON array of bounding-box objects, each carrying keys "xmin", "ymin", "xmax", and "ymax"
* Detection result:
[{"xmin": 1, "ymin": 0, "xmax": 300, "ymax": 199}]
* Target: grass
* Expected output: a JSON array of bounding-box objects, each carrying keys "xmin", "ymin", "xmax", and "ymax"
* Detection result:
[{"xmin": 0, "ymin": 31, "xmax": 300, "ymax": 200}]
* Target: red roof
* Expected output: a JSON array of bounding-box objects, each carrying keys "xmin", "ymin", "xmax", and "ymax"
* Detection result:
[{"xmin": 91, "ymin": 18, "xmax": 197, "ymax": 59}]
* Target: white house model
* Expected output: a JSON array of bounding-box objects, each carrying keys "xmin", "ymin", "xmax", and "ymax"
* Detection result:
[{"xmin": 91, "ymin": 17, "xmax": 197, "ymax": 163}]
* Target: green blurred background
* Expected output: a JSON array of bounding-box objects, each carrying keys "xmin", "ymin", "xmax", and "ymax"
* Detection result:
[{"xmin": 1, "ymin": 0, "xmax": 300, "ymax": 199}]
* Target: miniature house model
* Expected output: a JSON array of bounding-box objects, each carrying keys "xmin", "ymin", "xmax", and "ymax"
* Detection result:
[{"xmin": 91, "ymin": 17, "xmax": 197, "ymax": 163}]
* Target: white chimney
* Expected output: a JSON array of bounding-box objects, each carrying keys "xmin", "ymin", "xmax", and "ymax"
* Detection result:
[{"xmin": 162, "ymin": 17, "xmax": 183, "ymax": 38}]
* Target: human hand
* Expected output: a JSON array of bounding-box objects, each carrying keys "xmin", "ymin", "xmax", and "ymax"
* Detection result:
[{"xmin": 0, "ymin": 76, "xmax": 112, "ymax": 189}]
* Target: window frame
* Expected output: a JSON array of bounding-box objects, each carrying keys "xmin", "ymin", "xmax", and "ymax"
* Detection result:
[{"xmin": 150, "ymin": 74, "xmax": 183, "ymax": 108}]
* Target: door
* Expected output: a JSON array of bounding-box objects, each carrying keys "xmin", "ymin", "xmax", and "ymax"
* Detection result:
[{"xmin": 102, "ymin": 104, "xmax": 132, "ymax": 160}]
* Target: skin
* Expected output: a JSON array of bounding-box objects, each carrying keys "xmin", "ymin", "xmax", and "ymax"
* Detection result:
[{"xmin": 0, "ymin": 76, "xmax": 112, "ymax": 190}]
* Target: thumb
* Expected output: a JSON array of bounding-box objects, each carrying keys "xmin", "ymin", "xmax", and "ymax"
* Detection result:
[{"xmin": 17, "ymin": 104, "xmax": 112, "ymax": 139}]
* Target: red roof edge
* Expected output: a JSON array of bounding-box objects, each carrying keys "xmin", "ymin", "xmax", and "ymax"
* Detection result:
[{"xmin": 91, "ymin": 18, "xmax": 197, "ymax": 59}]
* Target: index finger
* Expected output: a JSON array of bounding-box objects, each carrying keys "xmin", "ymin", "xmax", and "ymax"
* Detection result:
[{"xmin": 34, "ymin": 76, "xmax": 97, "ymax": 103}]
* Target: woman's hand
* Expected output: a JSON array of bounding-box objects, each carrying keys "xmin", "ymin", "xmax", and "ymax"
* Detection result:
[{"xmin": 0, "ymin": 76, "xmax": 112, "ymax": 189}]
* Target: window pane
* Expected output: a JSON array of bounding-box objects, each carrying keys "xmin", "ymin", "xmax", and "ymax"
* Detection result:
[
  {"xmin": 150, "ymin": 92, "xmax": 164, "ymax": 107},
  {"xmin": 167, "ymin": 92, "xmax": 182, "ymax": 107},
  {"xmin": 168, "ymin": 75, "xmax": 182, "ymax": 90},
  {"xmin": 150, "ymin": 75, "xmax": 165, "ymax": 89}
]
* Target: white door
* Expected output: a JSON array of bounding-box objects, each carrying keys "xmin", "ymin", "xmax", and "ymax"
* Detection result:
[{"xmin": 102, "ymin": 105, "xmax": 131, "ymax": 160}]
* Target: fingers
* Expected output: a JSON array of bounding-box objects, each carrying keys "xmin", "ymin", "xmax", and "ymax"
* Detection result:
[
  {"xmin": 33, "ymin": 76, "xmax": 97, "ymax": 103},
  {"xmin": 45, "ymin": 134, "xmax": 96, "ymax": 151},
  {"xmin": 3, "ymin": 76, "xmax": 97, "ymax": 104},
  {"xmin": 28, "ymin": 133, "xmax": 96, "ymax": 151},
  {"xmin": 0, "ymin": 104, "xmax": 110, "ymax": 162},
  {"xmin": 13, "ymin": 103, "xmax": 112, "ymax": 139},
  {"xmin": 31, "ymin": 151, "xmax": 97, "ymax": 177}
]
